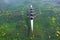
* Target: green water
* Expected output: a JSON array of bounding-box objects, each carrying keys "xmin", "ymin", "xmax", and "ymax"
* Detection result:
[{"xmin": 0, "ymin": 0, "xmax": 60, "ymax": 40}]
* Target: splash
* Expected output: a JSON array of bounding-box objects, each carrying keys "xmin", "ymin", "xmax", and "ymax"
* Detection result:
[{"xmin": 31, "ymin": 20, "xmax": 33, "ymax": 32}]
